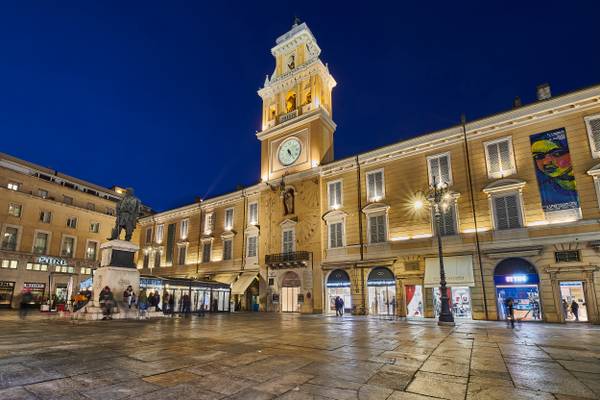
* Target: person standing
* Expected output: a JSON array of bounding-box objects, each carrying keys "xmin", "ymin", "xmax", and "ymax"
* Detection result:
[
  {"xmin": 562, "ymin": 299, "xmax": 569, "ymax": 321},
  {"xmin": 137, "ymin": 289, "xmax": 149, "ymax": 319},
  {"xmin": 334, "ymin": 296, "xmax": 340, "ymax": 317},
  {"xmin": 182, "ymin": 294, "xmax": 191, "ymax": 315},
  {"xmin": 339, "ymin": 296, "xmax": 345, "ymax": 316},
  {"xmin": 505, "ymin": 298, "xmax": 515, "ymax": 329},
  {"xmin": 169, "ymin": 293, "xmax": 175, "ymax": 317},
  {"xmin": 19, "ymin": 290, "xmax": 33, "ymax": 319},
  {"xmin": 571, "ymin": 300, "xmax": 580, "ymax": 322},
  {"xmin": 99, "ymin": 286, "xmax": 115, "ymax": 320},
  {"xmin": 162, "ymin": 292, "xmax": 170, "ymax": 315},
  {"xmin": 154, "ymin": 291, "xmax": 161, "ymax": 312}
]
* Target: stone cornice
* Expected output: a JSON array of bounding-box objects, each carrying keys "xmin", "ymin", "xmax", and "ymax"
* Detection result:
[{"xmin": 139, "ymin": 203, "xmax": 200, "ymax": 225}]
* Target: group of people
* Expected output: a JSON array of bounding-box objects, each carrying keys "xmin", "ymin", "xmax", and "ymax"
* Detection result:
[
  {"xmin": 562, "ymin": 299, "xmax": 581, "ymax": 321},
  {"xmin": 98, "ymin": 285, "xmax": 156, "ymax": 320},
  {"xmin": 333, "ymin": 296, "xmax": 345, "ymax": 316}
]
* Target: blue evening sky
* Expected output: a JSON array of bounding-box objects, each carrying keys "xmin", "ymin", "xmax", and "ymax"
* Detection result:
[{"xmin": 1, "ymin": 1, "xmax": 599, "ymax": 211}]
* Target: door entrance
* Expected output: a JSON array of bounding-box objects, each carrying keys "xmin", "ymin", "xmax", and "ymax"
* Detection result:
[
  {"xmin": 367, "ymin": 267, "xmax": 396, "ymax": 316},
  {"xmin": 560, "ymin": 281, "xmax": 588, "ymax": 322},
  {"xmin": 281, "ymin": 287, "xmax": 300, "ymax": 312}
]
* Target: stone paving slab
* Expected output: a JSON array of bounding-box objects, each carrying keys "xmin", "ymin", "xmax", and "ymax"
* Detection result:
[{"xmin": 1, "ymin": 311, "xmax": 600, "ymax": 399}]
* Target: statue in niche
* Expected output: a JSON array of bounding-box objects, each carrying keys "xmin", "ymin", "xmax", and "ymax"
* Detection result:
[
  {"xmin": 282, "ymin": 188, "xmax": 295, "ymax": 215},
  {"xmin": 286, "ymin": 93, "xmax": 296, "ymax": 113},
  {"xmin": 287, "ymin": 54, "xmax": 295, "ymax": 71},
  {"xmin": 305, "ymin": 90, "xmax": 311, "ymax": 105},
  {"xmin": 108, "ymin": 188, "xmax": 142, "ymax": 241}
]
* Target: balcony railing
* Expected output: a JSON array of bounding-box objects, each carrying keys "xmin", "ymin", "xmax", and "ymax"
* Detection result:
[
  {"xmin": 278, "ymin": 109, "xmax": 298, "ymax": 124},
  {"xmin": 265, "ymin": 251, "xmax": 311, "ymax": 268}
]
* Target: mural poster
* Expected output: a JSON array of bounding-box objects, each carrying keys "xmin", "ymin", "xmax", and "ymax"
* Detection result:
[{"xmin": 530, "ymin": 128, "xmax": 579, "ymax": 212}]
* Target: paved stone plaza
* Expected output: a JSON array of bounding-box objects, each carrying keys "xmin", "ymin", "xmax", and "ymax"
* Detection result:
[{"xmin": 1, "ymin": 313, "xmax": 599, "ymax": 400}]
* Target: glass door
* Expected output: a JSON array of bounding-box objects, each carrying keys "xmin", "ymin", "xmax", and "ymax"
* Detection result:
[
  {"xmin": 368, "ymin": 285, "xmax": 396, "ymax": 315},
  {"xmin": 560, "ymin": 281, "xmax": 588, "ymax": 322},
  {"xmin": 281, "ymin": 287, "xmax": 299, "ymax": 312}
]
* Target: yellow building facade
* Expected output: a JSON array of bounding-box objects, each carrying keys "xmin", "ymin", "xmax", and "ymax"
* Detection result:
[
  {"xmin": 133, "ymin": 21, "xmax": 600, "ymax": 324},
  {"xmin": 0, "ymin": 152, "xmax": 145, "ymax": 309}
]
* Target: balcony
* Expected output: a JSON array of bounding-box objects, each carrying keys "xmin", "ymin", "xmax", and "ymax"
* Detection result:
[
  {"xmin": 278, "ymin": 109, "xmax": 298, "ymax": 124},
  {"xmin": 265, "ymin": 251, "xmax": 311, "ymax": 269}
]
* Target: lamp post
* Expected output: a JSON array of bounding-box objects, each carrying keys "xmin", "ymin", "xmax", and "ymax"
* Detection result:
[{"xmin": 427, "ymin": 177, "xmax": 455, "ymax": 326}]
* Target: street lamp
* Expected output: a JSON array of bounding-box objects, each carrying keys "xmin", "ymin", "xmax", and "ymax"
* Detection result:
[{"xmin": 426, "ymin": 177, "xmax": 455, "ymax": 326}]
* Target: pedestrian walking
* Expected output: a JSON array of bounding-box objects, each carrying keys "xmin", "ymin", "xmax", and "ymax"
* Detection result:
[
  {"xmin": 154, "ymin": 292, "xmax": 161, "ymax": 312},
  {"xmin": 339, "ymin": 296, "xmax": 345, "ymax": 316},
  {"xmin": 571, "ymin": 300, "xmax": 580, "ymax": 322},
  {"xmin": 19, "ymin": 290, "xmax": 33, "ymax": 319},
  {"xmin": 505, "ymin": 298, "xmax": 515, "ymax": 329},
  {"xmin": 99, "ymin": 286, "xmax": 115, "ymax": 320},
  {"xmin": 137, "ymin": 289, "xmax": 149, "ymax": 319},
  {"xmin": 562, "ymin": 299, "xmax": 569, "ymax": 321},
  {"xmin": 162, "ymin": 292, "xmax": 170, "ymax": 315},
  {"xmin": 182, "ymin": 294, "xmax": 191, "ymax": 315},
  {"xmin": 169, "ymin": 294, "xmax": 175, "ymax": 317}
]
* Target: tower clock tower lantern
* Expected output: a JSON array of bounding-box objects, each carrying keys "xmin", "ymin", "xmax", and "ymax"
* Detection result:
[{"xmin": 257, "ymin": 19, "xmax": 337, "ymax": 181}]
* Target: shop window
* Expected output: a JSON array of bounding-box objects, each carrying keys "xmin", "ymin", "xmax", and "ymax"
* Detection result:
[
  {"xmin": 1, "ymin": 227, "xmax": 19, "ymax": 251},
  {"xmin": 223, "ymin": 239, "xmax": 232, "ymax": 261},
  {"xmin": 39, "ymin": 211, "xmax": 52, "ymax": 223},
  {"xmin": 90, "ymin": 222, "xmax": 100, "ymax": 233},
  {"xmin": 8, "ymin": 203, "xmax": 22, "ymax": 217},
  {"xmin": 492, "ymin": 193, "xmax": 522, "ymax": 230},
  {"xmin": 1, "ymin": 260, "xmax": 18, "ymax": 269},
  {"xmin": 248, "ymin": 202, "xmax": 258, "ymax": 225},
  {"xmin": 328, "ymin": 180, "xmax": 342, "ymax": 209},
  {"xmin": 7, "ymin": 182, "xmax": 20, "ymax": 191},
  {"xmin": 484, "ymin": 137, "xmax": 516, "ymax": 178},
  {"xmin": 555, "ymin": 250, "xmax": 580, "ymax": 263},
  {"xmin": 427, "ymin": 153, "xmax": 452, "ymax": 187},
  {"xmin": 66, "ymin": 217, "xmax": 77, "ymax": 229},
  {"xmin": 366, "ymin": 170, "xmax": 385, "ymax": 202}
]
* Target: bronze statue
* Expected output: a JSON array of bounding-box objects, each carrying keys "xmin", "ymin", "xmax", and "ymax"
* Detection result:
[
  {"xmin": 283, "ymin": 188, "xmax": 295, "ymax": 215},
  {"xmin": 109, "ymin": 188, "xmax": 141, "ymax": 241}
]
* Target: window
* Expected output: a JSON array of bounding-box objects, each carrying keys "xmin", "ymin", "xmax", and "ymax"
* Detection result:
[
  {"xmin": 223, "ymin": 238, "xmax": 233, "ymax": 260},
  {"xmin": 86, "ymin": 202, "xmax": 95, "ymax": 211},
  {"xmin": 66, "ymin": 217, "xmax": 77, "ymax": 229},
  {"xmin": 166, "ymin": 224, "xmax": 175, "ymax": 263},
  {"xmin": 1, "ymin": 227, "xmax": 19, "ymax": 251},
  {"xmin": 143, "ymin": 253, "xmax": 150, "ymax": 269},
  {"xmin": 1, "ymin": 260, "xmax": 18, "ymax": 269},
  {"xmin": 8, "ymin": 203, "xmax": 22, "ymax": 217},
  {"xmin": 38, "ymin": 189, "xmax": 48, "ymax": 199},
  {"xmin": 154, "ymin": 251, "xmax": 161, "ymax": 268},
  {"xmin": 329, "ymin": 222, "xmax": 344, "ymax": 248},
  {"xmin": 247, "ymin": 236, "xmax": 257, "ymax": 258},
  {"xmin": 80, "ymin": 267, "xmax": 92, "ymax": 275},
  {"xmin": 145, "ymin": 227, "xmax": 153, "ymax": 245},
  {"xmin": 180, "ymin": 219, "xmax": 189, "ymax": 239},
  {"xmin": 33, "ymin": 232, "xmax": 49, "ymax": 254},
  {"xmin": 204, "ymin": 212, "xmax": 214, "ymax": 233},
  {"xmin": 369, "ymin": 215, "xmax": 387, "ymax": 243},
  {"xmin": 282, "ymin": 229, "xmax": 295, "ymax": 253},
  {"xmin": 178, "ymin": 245, "xmax": 187, "ymax": 265},
  {"xmin": 492, "ymin": 194, "xmax": 522, "ymax": 230},
  {"xmin": 155, "ymin": 224, "xmax": 164, "ymax": 243},
  {"xmin": 555, "ymin": 250, "xmax": 581, "ymax": 263},
  {"xmin": 427, "ymin": 153, "xmax": 452, "ymax": 187},
  {"xmin": 328, "ymin": 181, "xmax": 342, "ymax": 209},
  {"xmin": 366, "ymin": 170, "xmax": 384, "ymax": 201},
  {"xmin": 224, "ymin": 208, "xmax": 234, "ymax": 230},
  {"xmin": 484, "ymin": 137, "xmax": 516, "ymax": 178},
  {"xmin": 63, "ymin": 195, "xmax": 73, "ymax": 205},
  {"xmin": 55, "ymin": 265, "xmax": 74, "ymax": 273},
  {"xmin": 61, "ymin": 236, "xmax": 75, "ymax": 258},
  {"xmin": 85, "ymin": 241, "xmax": 98, "ymax": 260},
  {"xmin": 106, "ymin": 208, "xmax": 115, "ymax": 216},
  {"xmin": 39, "ymin": 211, "xmax": 52, "ymax": 223},
  {"xmin": 202, "ymin": 242, "xmax": 212, "ymax": 263},
  {"xmin": 436, "ymin": 203, "xmax": 458, "ymax": 236},
  {"xmin": 248, "ymin": 202, "xmax": 258, "ymax": 225},
  {"xmin": 7, "ymin": 182, "xmax": 20, "ymax": 191},
  {"xmin": 585, "ymin": 115, "xmax": 600, "ymax": 158},
  {"xmin": 26, "ymin": 263, "xmax": 47, "ymax": 271},
  {"xmin": 90, "ymin": 222, "xmax": 100, "ymax": 233}
]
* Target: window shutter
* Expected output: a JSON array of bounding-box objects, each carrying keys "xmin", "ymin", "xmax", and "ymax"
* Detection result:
[
  {"xmin": 487, "ymin": 143, "xmax": 500, "ymax": 175},
  {"xmin": 328, "ymin": 184, "xmax": 335, "ymax": 207},
  {"xmin": 368, "ymin": 174, "xmax": 375, "ymax": 199},
  {"xmin": 589, "ymin": 117, "xmax": 600, "ymax": 153},
  {"xmin": 439, "ymin": 205, "xmax": 456, "ymax": 235},
  {"xmin": 439, "ymin": 156, "xmax": 450, "ymax": 184},
  {"xmin": 498, "ymin": 140, "xmax": 513, "ymax": 171},
  {"xmin": 375, "ymin": 173, "xmax": 383, "ymax": 197},
  {"xmin": 335, "ymin": 182, "xmax": 342, "ymax": 206},
  {"xmin": 429, "ymin": 157, "xmax": 440, "ymax": 185},
  {"xmin": 337, "ymin": 223, "xmax": 343, "ymax": 247},
  {"xmin": 494, "ymin": 197, "xmax": 509, "ymax": 230},
  {"xmin": 505, "ymin": 194, "xmax": 520, "ymax": 228},
  {"xmin": 369, "ymin": 216, "xmax": 378, "ymax": 242}
]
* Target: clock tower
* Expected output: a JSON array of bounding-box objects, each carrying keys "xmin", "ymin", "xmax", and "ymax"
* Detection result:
[{"xmin": 257, "ymin": 19, "xmax": 337, "ymax": 181}]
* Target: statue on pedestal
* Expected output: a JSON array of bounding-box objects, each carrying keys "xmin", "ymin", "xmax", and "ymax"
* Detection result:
[{"xmin": 108, "ymin": 188, "xmax": 142, "ymax": 241}]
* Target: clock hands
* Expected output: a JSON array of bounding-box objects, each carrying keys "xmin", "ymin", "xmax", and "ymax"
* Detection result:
[{"xmin": 287, "ymin": 149, "xmax": 292, "ymax": 156}]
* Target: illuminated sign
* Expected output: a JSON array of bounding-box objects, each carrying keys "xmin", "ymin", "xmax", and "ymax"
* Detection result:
[
  {"xmin": 36, "ymin": 256, "xmax": 68, "ymax": 266},
  {"xmin": 505, "ymin": 275, "xmax": 528, "ymax": 284}
]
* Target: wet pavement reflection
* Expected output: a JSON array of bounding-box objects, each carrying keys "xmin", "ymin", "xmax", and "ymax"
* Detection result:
[{"xmin": 0, "ymin": 312, "xmax": 599, "ymax": 399}]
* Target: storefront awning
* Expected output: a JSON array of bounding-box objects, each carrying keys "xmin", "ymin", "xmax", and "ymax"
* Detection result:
[
  {"xmin": 424, "ymin": 255, "xmax": 475, "ymax": 288},
  {"xmin": 231, "ymin": 271, "xmax": 259, "ymax": 295},
  {"xmin": 212, "ymin": 273, "xmax": 239, "ymax": 285}
]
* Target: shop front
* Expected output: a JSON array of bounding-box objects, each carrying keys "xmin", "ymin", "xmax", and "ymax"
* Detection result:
[
  {"xmin": 325, "ymin": 269, "xmax": 352, "ymax": 314},
  {"xmin": 231, "ymin": 271, "xmax": 260, "ymax": 311},
  {"xmin": 494, "ymin": 258, "xmax": 542, "ymax": 321},
  {"xmin": 0, "ymin": 281, "xmax": 15, "ymax": 308},
  {"xmin": 560, "ymin": 281, "xmax": 588, "ymax": 322},
  {"xmin": 281, "ymin": 271, "xmax": 301, "ymax": 313},
  {"xmin": 367, "ymin": 267, "xmax": 396, "ymax": 316},
  {"xmin": 405, "ymin": 284, "xmax": 424, "ymax": 318},
  {"xmin": 425, "ymin": 256, "xmax": 475, "ymax": 319},
  {"xmin": 22, "ymin": 282, "xmax": 46, "ymax": 307}
]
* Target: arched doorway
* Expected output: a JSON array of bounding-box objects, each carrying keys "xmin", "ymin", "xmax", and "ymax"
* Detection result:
[
  {"xmin": 326, "ymin": 269, "xmax": 351, "ymax": 314},
  {"xmin": 367, "ymin": 267, "xmax": 396, "ymax": 316},
  {"xmin": 281, "ymin": 271, "xmax": 301, "ymax": 313},
  {"xmin": 494, "ymin": 258, "xmax": 542, "ymax": 321}
]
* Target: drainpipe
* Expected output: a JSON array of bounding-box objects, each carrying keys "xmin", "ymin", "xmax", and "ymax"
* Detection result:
[
  {"xmin": 241, "ymin": 190, "xmax": 247, "ymax": 271},
  {"xmin": 461, "ymin": 114, "xmax": 489, "ymax": 320},
  {"xmin": 356, "ymin": 155, "xmax": 366, "ymax": 313},
  {"xmin": 196, "ymin": 200, "xmax": 203, "ymax": 277}
]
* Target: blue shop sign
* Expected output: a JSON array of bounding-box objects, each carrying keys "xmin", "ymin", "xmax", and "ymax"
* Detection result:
[
  {"xmin": 494, "ymin": 273, "xmax": 539, "ymax": 285},
  {"xmin": 140, "ymin": 278, "xmax": 164, "ymax": 288}
]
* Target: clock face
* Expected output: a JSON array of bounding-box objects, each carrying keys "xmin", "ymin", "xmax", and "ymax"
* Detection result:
[{"xmin": 278, "ymin": 138, "xmax": 302, "ymax": 166}]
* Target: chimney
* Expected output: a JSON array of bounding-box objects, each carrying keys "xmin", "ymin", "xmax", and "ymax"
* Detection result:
[
  {"xmin": 536, "ymin": 83, "xmax": 551, "ymax": 101},
  {"xmin": 513, "ymin": 96, "xmax": 522, "ymax": 108}
]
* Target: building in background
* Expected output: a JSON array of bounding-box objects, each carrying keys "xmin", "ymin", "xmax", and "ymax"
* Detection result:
[
  {"xmin": 136, "ymin": 20, "xmax": 600, "ymax": 324},
  {"xmin": 0, "ymin": 152, "xmax": 151, "ymax": 309}
]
